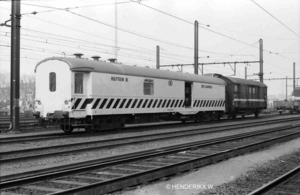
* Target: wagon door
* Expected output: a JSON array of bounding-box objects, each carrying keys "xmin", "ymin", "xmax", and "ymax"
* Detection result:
[
  {"xmin": 71, "ymin": 72, "xmax": 88, "ymax": 118},
  {"xmin": 248, "ymin": 86, "xmax": 253, "ymax": 108},
  {"xmin": 253, "ymin": 86, "xmax": 258, "ymax": 108},
  {"xmin": 240, "ymin": 85, "xmax": 247, "ymax": 108},
  {"xmin": 184, "ymin": 82, "xmax": 192, "ymax": 107}
]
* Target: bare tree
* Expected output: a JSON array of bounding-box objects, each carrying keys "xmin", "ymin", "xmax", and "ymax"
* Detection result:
[{"xmin": 0, "ymin": 72, "xmax": 10, "ymax": 88}]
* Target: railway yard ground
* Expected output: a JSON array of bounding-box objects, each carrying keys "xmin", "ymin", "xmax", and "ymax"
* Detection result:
[
  {"xmin": 0, "ymin": 113, "xmax": 300, "ymax": 195},
  {"xmin": 117, "ymin": 136, "xmax": 300, "ymax": 195}
]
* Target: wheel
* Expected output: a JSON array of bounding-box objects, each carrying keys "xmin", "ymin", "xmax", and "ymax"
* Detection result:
[
  {"xmin": 60, "ymin": 125, "xmax": 74, "ymax": 134},
  {"xmin": 194, "ymin": 115, "xmax": 202, "ymax": 123},
  {"xmin": 85, "ymin": 120, "xmax": 99, "ymax": 133},
  {"xmin": 232, "ymin": 114, "xmax": 237, "ymax": 119},
  {"xmin": 85, "ymin": 125, "xmax": 96, "ymax": 133},
  {"xmin": 118, "ymin": 122, "xmax": 125, "ymax": 130}
]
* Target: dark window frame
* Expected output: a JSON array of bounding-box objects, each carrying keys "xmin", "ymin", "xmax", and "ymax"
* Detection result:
[
  {"xmin": 74, "ymin": 73, "xmax": 84, "ymax": 94},
  {"xmin": 49, "ymin": 72, "xmax": 56, "ymax": 92},
  {"xmin": 144, "ymin": 79, "xmax": 154, "ymax": 95}
]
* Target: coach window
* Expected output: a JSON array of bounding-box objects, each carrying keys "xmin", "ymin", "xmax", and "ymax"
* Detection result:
[
  {"xmin": 144, "ymin": 79, "xmax": 154, "ymax": 95},
  {"xmin": 75, "ymin": 73, "xmax": 84, "ymax": 94},
  {"xmin": 49, "ymin": 72, "xmax": 56, "ymax": 92},
  {"xmin": 234, "ymin": 84, "xmax": 238, "ymax": 92}
]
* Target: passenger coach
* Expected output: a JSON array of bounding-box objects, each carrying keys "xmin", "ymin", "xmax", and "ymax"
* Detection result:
[{"xmin": 34, "ymin": 55, "xmax": 226, "ymax": 133}]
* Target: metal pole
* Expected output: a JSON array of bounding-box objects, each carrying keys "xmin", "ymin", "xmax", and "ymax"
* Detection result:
[
  {"xmin": 12, "ymin": 0, "xmax": 21, "ymax": 132},
  {"xmin": 293, "ymin": 62, "xmax": 295, "ymax": 95},
  {"xmin": 245, "ymin": 66, "xmax": 247, "ymax": 79},
  {"xmin": 234, "ymin": 63, "xmax": 236, "ymax": 76},
  {"xmin": 156, "ymin": 45, "xmax": 160, "ymax": 69},
  {"xmin": 9, "ymin": 1, "xmax": 15, "ymax": 130},
  {"xmin": 286, "ymin": 76, "xmax": 288, "ymax": 100},
  {"xmin": 259, "ymin": 39, "xmax": 263, "ymax": 83},
  {"xmin": 115, "ymin": 0, "xmax": 118, "ymax": 59},
  {"xmin": 194, "ymin": 21, "xmax": 199, "ymax": 75}
]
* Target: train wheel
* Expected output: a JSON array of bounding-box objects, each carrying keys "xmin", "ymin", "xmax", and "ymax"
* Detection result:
[
  {"xmin": 61, "ymin": 125, "xmax": 74, "ymax": 134},
  {"xmin": 118, "ymin": 122, "xmax": 125, "ymax": 130},
  {"xmin": 85, "ymin": 120, "xmax": 99, "ymax": 133},
  {"xmin": 85, "ymin": 125, "xmax": 96, "ymax": 133},
  {"xmin": 232, "ymin": 113, "xmax": 237, "ymax": 119}
]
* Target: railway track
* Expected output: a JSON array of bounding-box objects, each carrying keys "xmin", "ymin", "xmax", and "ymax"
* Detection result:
[
  {"xmin": 1, "ymin": 122, "xmax": 300, "ymax": 195},
  {"xmin": 1, "ymin": 118, "xmax": 300, "ymax": 164},
  {"xmin": 0, "ymin": 112, "xmax": 293, "ymax": 133},
  {"xmin": 248, "ymin": 165, "xmax": 300, "ymax": 195},
  {"xmin": 1, "ymin": 116, "xmax": 299, "ymax": 145},
  {"xmin": 0, "ymin": 119, "xmax": 56, "ymax": 132}
]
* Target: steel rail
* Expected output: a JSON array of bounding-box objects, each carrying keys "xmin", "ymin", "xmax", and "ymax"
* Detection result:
[
  {"xmin": 1, "ymin": 123, "xmax": 300, "ymax": 191},
  {"xmin": 1, "ymin": 119, "xmax": 300, "ymax": 164},
  {"xmin": 1, "ymin": 116, "xmax": 299, "ymax": 145},
  {"xmin": 248, "ymin": 165, "xmax": 300, "ymax": 195},
  {"xmin": 53, "ymin": 130, "xmax": 300, "ymax": 195}
]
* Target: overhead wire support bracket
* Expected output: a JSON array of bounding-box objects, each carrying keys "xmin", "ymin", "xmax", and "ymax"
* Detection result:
[{"xmin": 0, "ymin": 19, "xmax": 12, "ymax": 27}]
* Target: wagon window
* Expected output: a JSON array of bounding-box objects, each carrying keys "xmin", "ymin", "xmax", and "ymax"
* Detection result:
[
  {"xmin": 75, "ymin": 73, "xmax": 83, "ymax": 94},
  {"xmin": 234, "ymin": 85, "xmax": 238, "ymax": 92},
  {"xmin": 49, "ymin": 72, "xmax": 56, "ymax": 92},
  {"xmin": 144, "ymin": 79, "xmax": 154, "ymax": 95}
]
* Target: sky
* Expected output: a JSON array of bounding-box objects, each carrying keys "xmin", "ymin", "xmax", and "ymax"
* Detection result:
[{"xmin": 0, "ymin": 0, "xmax": 299, "ymax": 97}]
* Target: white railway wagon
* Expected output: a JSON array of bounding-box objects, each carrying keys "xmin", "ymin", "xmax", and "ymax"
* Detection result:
[{"xmin": 34, "ymin": 56, "xmax": 226, "ymax": 133}]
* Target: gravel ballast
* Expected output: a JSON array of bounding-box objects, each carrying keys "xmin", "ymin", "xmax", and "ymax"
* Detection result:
[
  {"xmin": 1, "ymin": 121, "xmax": 300, "ymax": 173},
  {"xmin": 198, "ymin": 149, "xmax": 300, "ymax": 195}
]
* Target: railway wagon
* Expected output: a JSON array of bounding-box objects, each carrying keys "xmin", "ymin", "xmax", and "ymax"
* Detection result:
[
  {"xmin": 274, "ymin": 100, "xmax": 300, "ymax": 114},
  {"xmin": 34, "ymin": 56, "xmax": 226, "ymax": 133},
  {"xmin": 205, "ymin": 74, "xmax": 267, "ymax": 118}
]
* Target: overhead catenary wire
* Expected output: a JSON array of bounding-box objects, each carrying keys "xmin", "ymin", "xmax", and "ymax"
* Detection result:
[
  {"xmin": 251, "ymin": 0, "xmax": 300, "ymax": 38},
  {"xmin": 20, "ymin": 1, "xmax": 134, "ymax": 15},
  {"xmin": 0, "ymin": 41, "xmax": 187, "ymax": 65},
  {"xmin": 0, "ymin": 1, "xmax": 297, "ymax": 71},
  {"xmin": 0, "ymin": 33, "xmax": 193, "ymax": 64},
  {"xmin": 2, "ymin": 3, "xmax": 295, "ymax": 62},
  {"xmin": 10, "ymin": 2, "xmax": 250, "ymax": 56},
  {"xmin": 131, "ymin": 1, "xmax": 297, "ymax": 62},
  {"xmin": 3, "ymin": 29, "xmax": 254, "ymax": 58}
]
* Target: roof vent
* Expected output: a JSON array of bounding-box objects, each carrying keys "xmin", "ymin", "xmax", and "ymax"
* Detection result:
[
  {"xmin": 108, "ymin": 58, "xmax": 117, "ymax": 63},
  {"xmin": 91, "ymin": 56, "xmax": 101, "ymax": 61},
  {"xmin": 73, "ymin": 53, "xmax": 83, "ymax": 58}
]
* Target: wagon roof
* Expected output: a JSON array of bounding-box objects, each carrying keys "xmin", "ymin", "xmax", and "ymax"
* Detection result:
[
  {"xmin": 35, "ymin": 57, "xmax": 226, "ymax": 85},
  {"xmin": 204, "ymin": 73, "xmax": 267, "ymax": 87}
]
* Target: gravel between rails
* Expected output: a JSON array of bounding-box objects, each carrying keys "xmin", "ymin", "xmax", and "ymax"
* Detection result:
[
  {"xmin": 1, "ymin": 121, "xmax": 300, "ymax": 173},
  {"xmin": 198, "ymin": 150, "xmax": 300, "ymax": 195}
]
